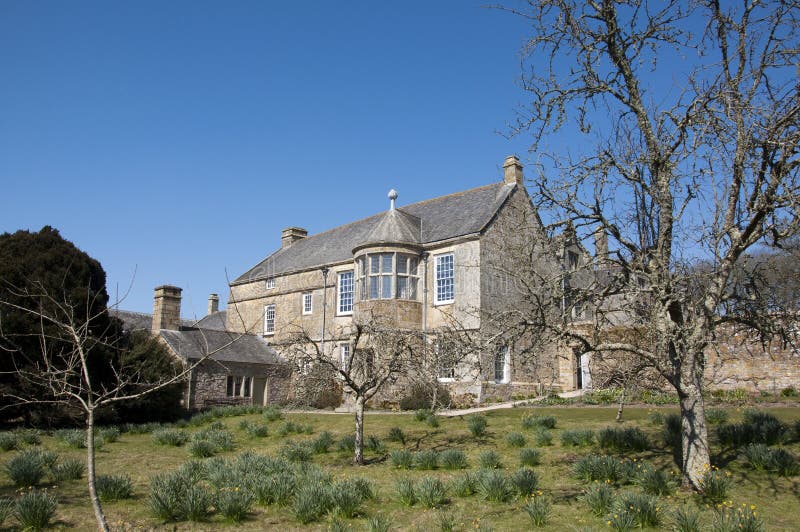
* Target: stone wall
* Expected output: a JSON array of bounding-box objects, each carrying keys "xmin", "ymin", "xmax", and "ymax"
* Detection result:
[{"xmin": 189, "ymin": 359, "xmax": 291, "ymax": 410}]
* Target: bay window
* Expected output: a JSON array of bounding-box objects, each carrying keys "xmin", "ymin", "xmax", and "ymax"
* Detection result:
[{"xmin": 357, "ymin": 252, "xmax": 419, "ymax": 301}]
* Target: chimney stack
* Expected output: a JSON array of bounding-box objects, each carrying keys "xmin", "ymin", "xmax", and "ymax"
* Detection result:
[
  {"xmin": 281, "ymin": 227, "xmax": 308, "ymax": 248},
  {"xmin": 503, "ymin": 155, "xmax": 524, "ymax": 185},
  {"xmin": 594, "ymin": 226, "xmax": 609, "ymax": 264},
  {"xmin": 152, "ymin": 285, "xmax": 182, "ymax": 333},
  {"xmin": 208, "ymin": 293, "xmax": 219, "ymax": 315}
]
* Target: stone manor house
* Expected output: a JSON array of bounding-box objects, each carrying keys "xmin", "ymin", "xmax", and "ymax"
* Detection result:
[{"xmin": 116, "ymin": 155, "xmax": 798, "ymax": 409}]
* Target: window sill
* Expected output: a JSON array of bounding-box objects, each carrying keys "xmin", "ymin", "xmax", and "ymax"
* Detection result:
[
  {"xmin": 336, "ymin": 311, "xmax": 353, "ymax": 317},
  {"xmin": 437, "ymin": 377, "xmax": 456, "ymax": 383},
  {"xmin": 434, "ymin": 300, "xmax": 455, "ymax": 307},
  {"xmin": 263, "ymin": 332, "xmax": 275, "ymax": 337},
  {"xmin": 302, "ymin": 312, "xmax": 312, "ymax": 316}
]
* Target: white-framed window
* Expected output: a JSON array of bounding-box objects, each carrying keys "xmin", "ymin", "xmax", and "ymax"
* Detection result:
[
  {"xmin": 302, "ymin": 292, "xmax": 313, "ymax": 315},
  {"xmin": 339, "ymin": 343, "xmax": 351, "ymax": 371},
  {"xmin": 494, "ymin": 345, "xmax": 511, "ymax": 383},
  {"xmin": 356, "ymin": 253, "xmax": 418, "ymax": 301},
  {"xmin": 226, "ymin": 376, "xmax": 252, "ymax": 398},
  {"xmin": 338, "ymin": 271, "xmax": 354, "ymax": 314},
  {"xmin": 263, "ymin": 304, "xmax": 275, "ymax": 335},
  {"xmin": 435, "ymin": 253, "xmax": 455, "ymax": 304},
  {"xmin": 265, "ymin": 277, "xmax": 275, "ymax": 289}
]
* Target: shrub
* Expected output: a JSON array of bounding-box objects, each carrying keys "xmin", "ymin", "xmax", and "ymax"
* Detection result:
[
  {"xmin": 16, "ymin": 429, "xmax": 42, "ymax": 446},
  {"xmin": 478, "ymin": 450, "xmax": 502, "ymax": 469},
  {"xmin": 533, "ymin": 428, "xmax": 553, "ymax": 446},
  {"xmin": 15, "ymin": 489, "xmax": 57, "ymax": 531},
  {"xmin": 187, "ymin": 440, "xmax": 216, "ymax": 458},
  {"xmin": 505, "ymin": 431, "xmax": 526, "ymax": 447},
  {"xmin": 523, "ymin": 494, "xmax": 551, "ymax": 527},
  {"xmin": 573, "ymin": 455, "xmax": 623, "ymax": 483},
  {"xmin": 58, "ymin": 429, "xmax": 89, "ymax": 449},
  {"xmin": 367, "ymin": 514, "xmax": 393, "ymax": 532},
  {"xmin": 744, "ymin": 444, "xmax": 799, "ymax": 476},
  {"xmin": 476, "ymin": 470, "xmax": 513, "ymax": 502},
  {"xmin": 329, "ymin": 478, "xmax": 366, "ymax": 518},
  {"xmin": 262, "ymin": 406, "xmax": 283, "ymax": 422},
  {"xmin": 415, "ymin": 476, "xmax": 447, "ymax": 508},
  {"xmin": 0, "ymin": 433, "xmax": 17, "ymax": 452},
  {"xmin": 706, "ymin": 408, "xmax": 729, "ymax": 425},
  {"xmin": 699, "ymin": 469, "xmax": 730, "ymax": 504},
  {"xmin": 413, "ymin": 408, "xmax": 432, "ymax": 421},
  {"xmin": 440, "ymin": 449, "xmax": 468, "ymax": 470},
  {"xmin": 252, "ymin": 470, "xmax": 295, "ymax": 506},
  {"xmin": 510, "ymin": 467, "xmax": 539, "ymax": 496},
  {"xmin": 293, "ymin": 483, "xmax": 333, "ymax": 523},
  {"xmin": 98, "ymin": 426, "xmax": 121, "ymax": 443},
  {"xmin": 598, "ymin": 426, "xmax": 649, "ymax": 452},
  {"xmin": 244, "ymin": 423, "xmax": 269, "ymax": 438},
  {"xmin": 51, "ymin": 458, "xmax": 84, "ymax": 482},
  {"xmin": 311, "ymin": 431, "xmax": 334, "ymax": 454},
  {"xmin": 426, "ymin": 414, "xmax": 441, "ymax": 428},
  {"xmin": 467, "ymin": 415, "xmax": 488, "ymax": 437},
  {"xmin": 663, "ymin": 413, "xmax": 682, "ymax": 449},
  {"xmin": 712, "ymin": 505, "xmax": 764, "ymax": 532},
  {"xmin": 389, "ymin": 449, "xmax": 414, "ymax": 469},
  {"xmin": 436, "ymin": 511, "xmax": 459, "ymax": 532},
  {"xmin": 672, "ymin": 505, "xmax": 701, "ymax": 532},
  {"xmin": 718, "ymin": 410, "xmax": 787, "ymax": 448},
  {"xmin": 0, "ymin": 497, "xmax": 12, "ymax": 526},
  {"xmin": 449, "ymin": 472, "xmax": 477, "ymax": 497},
  {"xmin": 611, "ymin": 491, "xmax": 661, "ymax": 528},
  {"xmin": 96, "ymin": 474, "xmax": 134, "ymax": 501},
  {"xmin": 581, "ymin": 482, "xmax": 614, "ymax": 516},
  {"xmin": 193, "ymin": 428, "xmax": 235, "ymax": 451},
  {"xmin": 395, "ymin": 477, "xmax": 416, "ymax": 506},
  {"xmin": 636, "ymin": 465, "xmax": 672, "ymax": 495},
  {"xmin": 365, "ymin": 435, "xmax": 386, "ymax": 454},
  {"xmin": 183, "ymin": 485, "xmax": 212, "ymax": 521},
  {"xmin": 149, "ymin": 471, "xmax": 188, "ymax": 521},
  {"xmin": 216, "ymin": 487, "xmax": 253, "ymax": 523},
  {"xmin": 387, "ymin": 427, "xmax": 406, "ymax": 444},
  {"xmin": 337, "ymin": 434, "xmax": 355, "ymax": 453},
  {"xmin": 647, "ymin": 411, "xmax": 664, "ymax": 426},
  {"xmin": 153, "ymin": 428, "xmax": 189, "ymax": 447},
  {"xmin": 280, "ymin": 441, "xmax": 312, "ymax": 463},
  {"xmin": 561, "ymin": 429, "xmax": 595, "ymax": 447},
  {"xmin": 522, "ymin": 414, "xmax": 556, "ymax": 430},
  {"xmin": 519, "ymin": 448, "xmax": 541, "ymax": 467},
  {"xmin": 398, "ymin": 383, "xmax": 451, "ymax": 411},
  {"xmin": 415, "ymin": 449, "xmax": 439, "ymax": 470},
  {"xmin": 4, "ymin": 449, "xmax": 48, "ymax": 487},
  {"xmin": 780, "ymin": 386, "xmax": 798, "ymax": 397}
]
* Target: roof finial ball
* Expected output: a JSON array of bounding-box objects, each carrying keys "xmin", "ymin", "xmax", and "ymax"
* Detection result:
[{"xmin": 388, "ymin": 188, "xmax": 398, "ymax": 210}]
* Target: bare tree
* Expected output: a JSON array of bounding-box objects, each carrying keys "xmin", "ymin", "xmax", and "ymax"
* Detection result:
[
  {"xmin": 283, "ymin": 316, "xmax": 419, "ymax": 465},
  {"xmin": 497, "ymin": 0, "xmax": 799, "ymax": 488},
  {"xmin": 0, "ymin": 282, "xmax": 245, "ymax": 531}
]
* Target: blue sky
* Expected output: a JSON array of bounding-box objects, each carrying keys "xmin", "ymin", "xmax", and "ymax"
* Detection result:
[{"xmin": 0, "ymin": 1, "xmax": 535, "ymax": 318}]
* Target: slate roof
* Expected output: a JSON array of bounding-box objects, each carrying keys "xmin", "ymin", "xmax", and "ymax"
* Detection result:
[
  {"xmin": 358, "ymin": 208, "xmax": 421, "ymax": 249},
  {"xmin": 195, "ymin": 310, "xmax": 228, "ymax": 331},
  {"xmin": 159, "ymin": 329, "xmax": 282, "ymax": 365},
  {"xmin": 110, "ymin": 309, "xmax": 197, "ymax": 332},
  {"xmin": 234, "ymin": 182, "xmax": 517, "ymax": 283}
]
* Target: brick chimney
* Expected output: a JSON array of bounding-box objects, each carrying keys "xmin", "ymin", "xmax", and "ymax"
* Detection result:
[
  {"xmin": 281, "ymin": 227, "xmax": 308, "ymax": 248},
  {"xmin": 152, "ymin": 285, "xmax": 182, "ymax": 332},
  {"xmin": 208, "ymin": 293, "xmax": 219, "ymax": 315},
  {"xmin": 503, "ymin": 155, "xmax": 524, "ymax": 185}
]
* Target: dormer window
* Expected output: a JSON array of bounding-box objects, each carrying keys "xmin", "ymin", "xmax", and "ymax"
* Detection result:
[{"xmin": 357, "ymin": 252, "xmax": 419, "ymax": 301}]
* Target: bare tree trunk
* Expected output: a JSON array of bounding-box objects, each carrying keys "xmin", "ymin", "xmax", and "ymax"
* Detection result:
[
  {"xmin": 353, "ymin": 395, "xmax": 365, "ymax": 465},
  {"xmin": 430, "ymin": 383, "xmax": 438, "ymax": 413},
  {"xmin": 86, "ymin": 409, "xmax": 109, "ymax": 532},
  {"xmin": 678, "ymin": 375, "xmax": 710, "ymax": 489},
  {"xmin": 615, "ymin": 388, "xmax": 626, "ymax": 422}
]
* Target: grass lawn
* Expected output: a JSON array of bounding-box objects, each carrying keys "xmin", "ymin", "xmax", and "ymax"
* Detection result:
[{"xmin": 1, "ymin": 405, "xmax": 799, "ymax": 530}]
